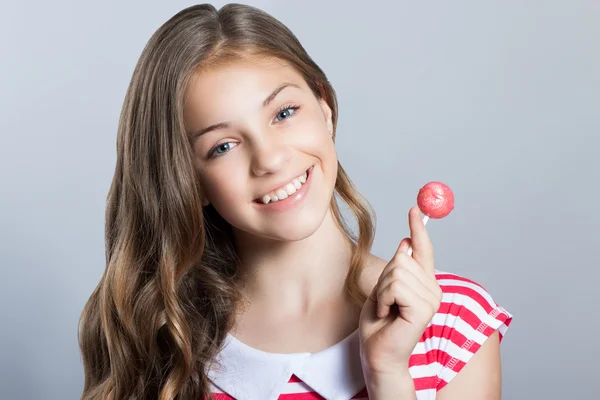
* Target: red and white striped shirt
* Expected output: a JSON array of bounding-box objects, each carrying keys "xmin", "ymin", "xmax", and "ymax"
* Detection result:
[{"xmin": 206, "ymin": 270, "xmax": 512, "ymax": 399}]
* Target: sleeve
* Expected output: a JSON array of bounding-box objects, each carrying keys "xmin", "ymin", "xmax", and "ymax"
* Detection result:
[{"xmin": 425, "ymin": 270, "xmax": 513, "ymax": 392}]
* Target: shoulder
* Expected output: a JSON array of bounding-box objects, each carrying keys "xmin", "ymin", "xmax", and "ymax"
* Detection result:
[
  {"xmin": 358, "ymin": 253, "xmax": 387, "ymax": 296},
  {"xmin": 359, "ymin": 257, "xmax": 512, "ymax": 341},
  {"xmin": 414, "ymin": 270, "xmax": 513, "ymax": 392},
  {"xmin": 359, "ymin": 258, "xmax": 512, "ymax": 394},
  {"xmin": 433, "ymin": 270, "xmax": 512, "ymax": 342},
  {"xmin": 359, "ymin": 257, "xmax": 512, "ymax": 394}
]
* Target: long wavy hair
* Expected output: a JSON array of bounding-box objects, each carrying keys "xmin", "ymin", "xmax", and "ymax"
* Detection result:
[{"xmin": 78, "ymin": 3, "xmax": 376, "ymax": 399}]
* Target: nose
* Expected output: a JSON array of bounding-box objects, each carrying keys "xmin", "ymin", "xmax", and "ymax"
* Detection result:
[{"xmin": 249, "ymin": 132, "xmax": 291, "ymax": 177}]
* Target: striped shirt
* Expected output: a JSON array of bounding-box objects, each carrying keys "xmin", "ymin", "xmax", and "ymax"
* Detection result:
[{"xmin": 205, "ymin": 270, "xmax": 512, "ymax": 399}]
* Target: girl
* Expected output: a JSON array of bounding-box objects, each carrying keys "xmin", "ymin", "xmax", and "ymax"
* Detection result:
[{"xmin": 78, "ymin": 3, "xmax": 512, "ymax": 399}]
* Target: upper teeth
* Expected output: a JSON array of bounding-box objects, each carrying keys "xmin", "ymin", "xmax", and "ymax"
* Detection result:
[{"xmin": 259, "ymin": 170, "xmax": 308, "ymax": 204}]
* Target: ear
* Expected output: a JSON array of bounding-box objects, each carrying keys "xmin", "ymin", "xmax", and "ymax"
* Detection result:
[
  {"xmin": 202, "ymin": 197, "xmax": 210, "ymax": 207},
  {"xmin": 318, "ymin": 98, "xmax": 334, "ymax": 134}
]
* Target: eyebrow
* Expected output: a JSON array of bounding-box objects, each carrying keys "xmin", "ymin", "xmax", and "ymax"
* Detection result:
[{"xmin": 189, "ymin": 82, "xmax": 301, "ymax": 140}]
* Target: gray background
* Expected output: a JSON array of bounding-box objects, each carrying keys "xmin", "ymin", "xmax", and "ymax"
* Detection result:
[{"xmin": 1, "ymin": 1, "xmax": 598, "ymax": 399}]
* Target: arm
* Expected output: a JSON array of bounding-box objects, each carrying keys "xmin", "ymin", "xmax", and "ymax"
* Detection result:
[
  {"xmin": 437, "ymin": 330, "xmax": 502, "ymax": 400},
  {"xmin": 364, "ymin": 331, "xmax": 502, "ymax": 399},
  {"xmin": 364, "ymin": 368, "xmax": 417, "ymax": 400}
]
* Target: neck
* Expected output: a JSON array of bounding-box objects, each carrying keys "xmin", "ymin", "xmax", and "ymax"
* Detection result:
[{"xmin": 232, "ymin": 207, "xmax": 355, "ymax": 317}]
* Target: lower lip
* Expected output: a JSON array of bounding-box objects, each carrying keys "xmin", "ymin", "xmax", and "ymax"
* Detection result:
[{"xmin": 253, "ymin": 166, "xmax": 314, "ymax": 212}]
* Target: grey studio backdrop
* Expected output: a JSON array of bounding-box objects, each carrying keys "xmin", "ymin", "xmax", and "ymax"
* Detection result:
[{"xmin": 1, "ymin": 1, "xmax": 598, "ymax": 399}]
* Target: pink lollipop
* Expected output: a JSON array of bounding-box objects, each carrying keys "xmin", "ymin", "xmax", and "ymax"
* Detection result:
[
  {"xmin": 407, "ymin": 181, "xmax": 454, "ymax": 256},
  {"xmin": 417, "ymin": 181, "xmax": 454, "ymax": 219}
]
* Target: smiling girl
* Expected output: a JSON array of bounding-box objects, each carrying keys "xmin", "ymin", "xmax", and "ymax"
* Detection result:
[{"xmin": 78, "ymin": 4, "xmax": 512, "ymax": 399}]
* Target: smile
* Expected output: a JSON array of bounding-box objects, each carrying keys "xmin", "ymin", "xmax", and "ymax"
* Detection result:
[{"xmin": 252, "ymin": 165, "xmax": 314, "ymax": 211}]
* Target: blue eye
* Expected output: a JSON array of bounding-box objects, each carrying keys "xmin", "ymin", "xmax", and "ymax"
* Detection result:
[
  {"xmin": 209, "ymin": 142, "xmax": 236, "ymax": 158},
  {"xmin": 274, "ymin": 104, "xmax": 300, "ymax": 122},
  {"xmin": 207, "ymin": 104, "xmax": 300, "ymax": 159}
]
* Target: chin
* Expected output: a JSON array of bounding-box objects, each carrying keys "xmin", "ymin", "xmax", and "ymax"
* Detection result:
[
  {"xmin": 250, "ymin": 198, "xmax": 331, "ymax": 241},
  {"xmin": 269, "ymin": 214, "xmax": 326, "ymax": 242},
  {"xmin": 242, "ymin": 200, "xmax": 334, "ymax": 244}
]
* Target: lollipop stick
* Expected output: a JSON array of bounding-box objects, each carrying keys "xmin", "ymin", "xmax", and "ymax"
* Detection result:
[{"xmin": 406, "ymin": 215, "xmax": 429, "ymax": 257}]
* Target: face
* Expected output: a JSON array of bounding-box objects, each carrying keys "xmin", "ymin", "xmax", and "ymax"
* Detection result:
[{"xmin": 184, "ymin": 56, "xmax": 338, "ymax": 242}]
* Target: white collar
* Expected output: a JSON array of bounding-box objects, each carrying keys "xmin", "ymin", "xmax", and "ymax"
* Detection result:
[{"xmin": 207, "ymin": 328, "xmax": 365, "ymax": 400}]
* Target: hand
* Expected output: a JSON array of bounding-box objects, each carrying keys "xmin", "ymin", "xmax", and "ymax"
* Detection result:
[{"xmin": 359, "ymin": 206, "xmax": 443, "ymax": 376}]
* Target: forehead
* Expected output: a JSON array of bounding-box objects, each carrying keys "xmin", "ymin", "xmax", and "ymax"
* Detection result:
[{"xmin": 185, "ymin": 57, "xmax": 308, "ymax": 116}]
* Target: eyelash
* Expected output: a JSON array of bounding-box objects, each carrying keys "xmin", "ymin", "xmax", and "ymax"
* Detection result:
[{"xmin": 207, "ymin": 104, "xmax": 301, "ymax": 159}]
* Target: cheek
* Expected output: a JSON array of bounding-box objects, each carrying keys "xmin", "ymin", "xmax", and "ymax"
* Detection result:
[
  {"xmin": 294, "ymin": 119, "xmax": 332, "ymax": 152},
  {"xmin": 201, "ymin": 173, "xmax": 245, "ymax": 206}
]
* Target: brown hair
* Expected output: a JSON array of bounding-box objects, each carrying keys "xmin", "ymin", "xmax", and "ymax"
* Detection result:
[{"xmin": 78, "ymin": 3, "xmax": 376, "ymax": 399}]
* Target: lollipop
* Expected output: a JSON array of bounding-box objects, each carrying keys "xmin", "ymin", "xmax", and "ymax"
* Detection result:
[{"xmin": 407, "ymin": 181, "xmax": 454, "ymax": 256}]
